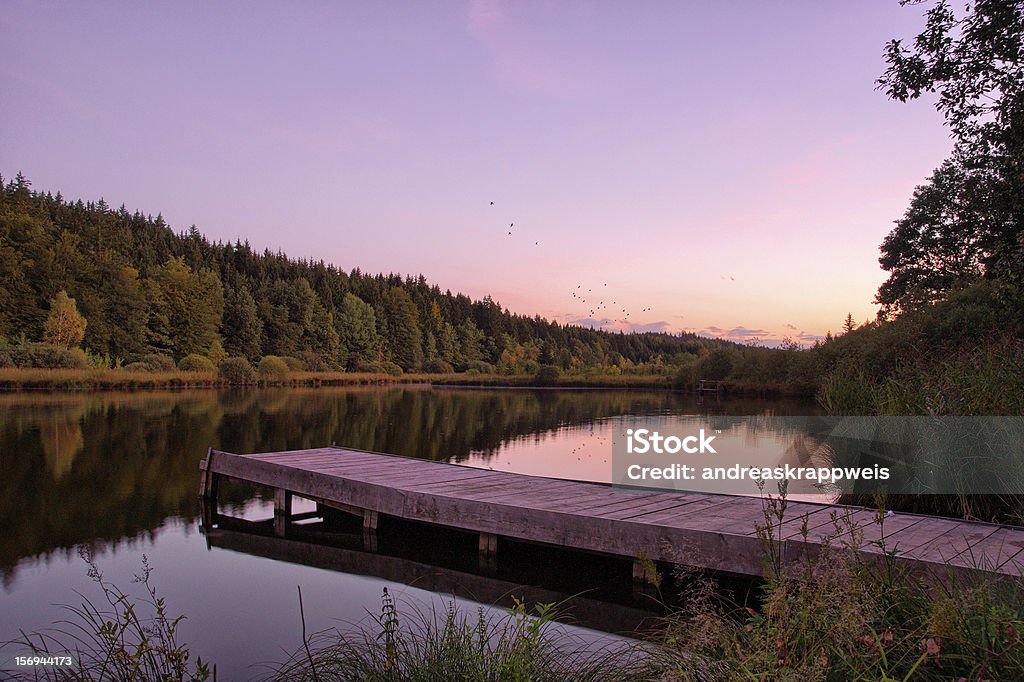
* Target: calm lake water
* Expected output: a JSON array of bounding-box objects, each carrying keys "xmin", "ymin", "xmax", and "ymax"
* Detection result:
[{"xmin": 0, "ymin": 386, "xmax": 819, "ymax": 678}]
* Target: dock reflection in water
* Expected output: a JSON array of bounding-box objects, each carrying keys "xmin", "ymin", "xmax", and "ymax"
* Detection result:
[{"xmin": 203, "ymin": 496, "xmax": 663, "ymax": 637}]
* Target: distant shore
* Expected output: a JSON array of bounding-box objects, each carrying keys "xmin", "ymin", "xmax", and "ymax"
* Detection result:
[{"xmin": 0, "ymin": 368, "xmax": 683, "ymax": 392}]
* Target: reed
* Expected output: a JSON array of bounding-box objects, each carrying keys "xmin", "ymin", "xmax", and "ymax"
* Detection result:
[
  {"xmin": 267, "ymin": 590, "xmax": 647, "ymax": 681},
  {"xmin": 644, "ymin": 487, "xmax": 1024, "ymax": 681}
]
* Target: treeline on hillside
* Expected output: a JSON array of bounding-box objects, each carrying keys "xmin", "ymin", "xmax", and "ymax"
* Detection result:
[{"xmin": 0, "ymin": 174, "xmax": 742, "ymax": 377}]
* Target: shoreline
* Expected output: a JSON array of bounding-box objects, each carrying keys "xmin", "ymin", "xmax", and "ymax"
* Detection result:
[
  {"xmin": 0, "ymin": 368, "xmax": 817, "ymax": 396},
  {"xmin": 0, "ymin": 368, "xmax": 670, "ymax": 392}
]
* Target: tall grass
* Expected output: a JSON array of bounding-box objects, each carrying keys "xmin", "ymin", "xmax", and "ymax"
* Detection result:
[
  {"xmin": 9, "ymin": 554, "xmax": 645, "ymax": 681},
  {"xmin": 644, "ymin": 486, "xmax": 1024, "ymax": 681},
  {"xmin": 819, "ymin": 336, "xmax": 1024, "ymax": 523},
  {"xmin": 12, "ymin": 510, "xmax": 1024, "ymax": 681},
  {"xmin": 6, "ymin": 547, "xmax": 212, "ymax": 681},
  {"xmin": 268, "ymin": 589, "xmax": 647, "ymax": 681},
  {"xmin": 818, "ymin": 336, "xmax": 1024, "ymax": 417}
]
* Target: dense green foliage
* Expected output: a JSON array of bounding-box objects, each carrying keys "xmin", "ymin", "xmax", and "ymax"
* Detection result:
[
  {"xmin": 876, "ymin": 0, "xmax": 1024, "ymax": 315},
  {"xmin": 258, "ymin": 355, "xmax": 291, "ymax": 383},
  {"xmin": 217, "ymin": 356, "xmax": 256, "ymax": 384},
  {"xmin": 822, "ymin": 0, "xmax": 1024, "ymax": 416},
  {"xmin": 0, "ymin": 341, "xmax": 88, "ymax": 370},
  {"xmin": 0, "ymin": 175, "xmax": 740, "ymax": 375},
  {"xmin": 177, "ymin": 354, "xmax": 215, "ymax": 372}
]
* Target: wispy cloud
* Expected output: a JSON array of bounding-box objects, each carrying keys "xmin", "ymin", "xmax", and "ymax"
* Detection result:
[
  {"xmin": 623, "ymin": 321, "xmax": 671, "ymax": 334},
  {"xmin": 565, "ymin": 316, "xmax": 612, "ymax": 328},
  {"xmin": 725, "ymin": 326, "xmax": 771, "ymax": 339},
  {"xmin": 563, "ymin": 316, "xmax": 672, "ymax": 334},
  {"xmin": 699, "ymin": 325, "xmax": 770, "ymax": 340}
]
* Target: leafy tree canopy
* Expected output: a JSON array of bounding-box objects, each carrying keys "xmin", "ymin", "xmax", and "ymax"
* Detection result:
[{"xmin": 876, "ymin": 0, "xmax": 1024, "ymax": 314}]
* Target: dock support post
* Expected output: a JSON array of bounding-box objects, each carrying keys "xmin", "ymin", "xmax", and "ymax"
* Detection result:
[
  {"xmin": 479, "ymin": 532, "xmax": 498, "ymax": 573},
  {"xmin": 198, "ymin": 448, "xmax": 219, "ymax": 529},
  {"xmin": 274, "ymin": 488, "xmax": 293, "ymax": 537},
  {"xmin": 363, "ymin": 510, "xmax": 379, "ymax": 552},
  {"xmin": 632, "ymin": 554, "xmax": 659, "ymax": 593},
  {"xmin": 199, "ymin": 448, "xmax": 218, "ymax": 500}
]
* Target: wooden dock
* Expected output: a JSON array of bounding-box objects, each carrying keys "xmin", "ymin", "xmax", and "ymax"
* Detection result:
[
  {"xmin": 697, "ymin": 379, "xmax": 723, "ymax": 393},
  {"xmin": 199, "ymin": 447, "xmax": 1024, "ymax": 582}
]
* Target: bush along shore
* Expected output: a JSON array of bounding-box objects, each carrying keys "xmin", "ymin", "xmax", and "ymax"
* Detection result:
[{"xmin": 0, "ymin": 357, "xmax": 682, "ymax": 392}]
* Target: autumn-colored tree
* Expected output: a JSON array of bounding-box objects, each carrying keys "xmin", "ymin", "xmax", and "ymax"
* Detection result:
[{"xmin": 43, "ymin": 290, "xmax": 87, "ymax": 349}]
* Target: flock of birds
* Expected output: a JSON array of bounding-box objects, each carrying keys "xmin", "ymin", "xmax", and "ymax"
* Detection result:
[
  {"xmin": 489, "ymin": 200, "xmax": 651, "ymax": 326},
  {"xmin": 570, "ymin": 284, "xmax": 654, "ymax": 324}
]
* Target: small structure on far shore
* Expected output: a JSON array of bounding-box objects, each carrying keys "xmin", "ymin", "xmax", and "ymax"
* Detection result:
[{"xmin": 697, "ymin": 379, "xmax": 723, "ymax": 394}]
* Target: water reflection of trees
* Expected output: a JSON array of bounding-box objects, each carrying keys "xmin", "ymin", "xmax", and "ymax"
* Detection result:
[{"xmin": 0, "ymin": 387, "xmax": 816, "ymax": 585}]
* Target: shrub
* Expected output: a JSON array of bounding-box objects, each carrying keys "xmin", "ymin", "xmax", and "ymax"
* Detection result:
[
  {"xmin": 381, "ymin": 360, "xmax": 404, "ymax": 376},
  {"xmin": 423, "ymin": 358, "xmax": 454, "ymax": 374},
  {"xmin": 465, "ymin": 360, "xmax": 494, "ymax": 374},
  {"xmin": 218, "ymin": 357, "xmax": 256, "ymax": 384},
  {"xmin": 672, "ymin": 361, "xmax": 700, "ymax": 389},
  {"xmin": 281, "ymin": 355, "xmax": 305, "ymax": 372},
  {"xmin": 143, "ymin": 354, "xmax": 176, "ymax": 372},
  {"xmin": 354, "ymin": 360, "xmax": 386, "ymax": 373},
  {"xmin": 534, "ymin": 364, "xmax": 561, "ymax": 386},
  {"xmin": 9, "ymin": 343, "xmax": 89, "ymax": 369},
  {"xmin": 178, "ymin": 354, "xmax": 215, "ymax": 372},
  {"xmin": 123, "ymin": 362, "xmax": 151, "ymax": 373},
  {"xmin": 699, "ymin": 348, "xmax": 734, "ymax": 380},
  {"xmin": 296, "ymin": 351, "xmax": 328, "ymax": 371},
  {"xmin": 258, "ymin": 355, "xmax": 291, "ymax": 383},
  {"xmin": 84, "ymin": 349, "xmax": 121, "ymax": 369},
  {"xmin": 123, "ymin": 353, "xmax": 176, "ymax": 372},
  {"xmin": 352, "ymin": 359, "xmax": 403, "ymax": 375}
]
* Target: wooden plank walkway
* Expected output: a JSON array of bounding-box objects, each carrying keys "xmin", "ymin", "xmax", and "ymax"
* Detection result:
[{"xmin": 199, "ymin": 447, "xmax": 1024, "ymax": 581}]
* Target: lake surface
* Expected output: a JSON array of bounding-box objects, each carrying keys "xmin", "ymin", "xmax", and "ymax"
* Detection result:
[{"xmin": 0, "ymin": 386, "xmax": 819, "ymax": 678}]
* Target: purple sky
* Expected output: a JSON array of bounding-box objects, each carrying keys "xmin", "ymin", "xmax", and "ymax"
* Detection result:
[{"xmin": 1, "ymin": 1, "xmax": 952, "ymax": 345}]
